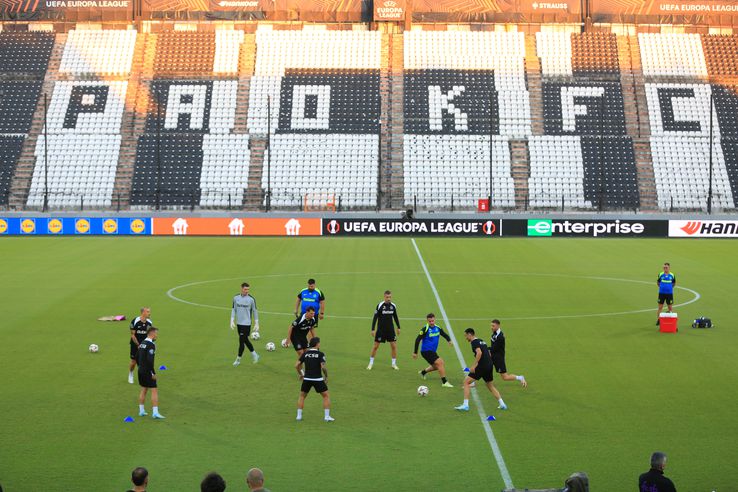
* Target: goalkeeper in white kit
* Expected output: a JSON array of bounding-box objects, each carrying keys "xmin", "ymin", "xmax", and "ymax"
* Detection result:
[{"xmin": 231, "ymin": 282, "xmax": 260, "ymax": 366}]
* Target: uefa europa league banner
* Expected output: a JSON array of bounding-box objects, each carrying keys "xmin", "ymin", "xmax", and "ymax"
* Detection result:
[{"xmin": 373, "ymin": 0, "xmax": 405, "ymax": 20}]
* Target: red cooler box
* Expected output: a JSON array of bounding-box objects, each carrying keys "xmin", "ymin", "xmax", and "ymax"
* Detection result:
[{"xmin": 659, "ymin": 313, "xmax": 678, "ymax": 333}]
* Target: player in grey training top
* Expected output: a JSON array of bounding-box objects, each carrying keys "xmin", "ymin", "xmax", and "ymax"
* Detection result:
[{"xmin": 230, "ymin": 282, "xmax": 260, "ymax": 366}]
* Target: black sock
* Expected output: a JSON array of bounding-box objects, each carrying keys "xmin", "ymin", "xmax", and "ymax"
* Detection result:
[
  {"xmin": 421, "ymin": 370, "xmax": 427, "ymax": 375},
  {"xmin": 441, "ymin": 377, "xmax": 448, "ymax": 384}
]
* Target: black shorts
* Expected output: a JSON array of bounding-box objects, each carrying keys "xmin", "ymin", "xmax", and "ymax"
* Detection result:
[
  {"xmin": 301, "ymin": 379, "xmax": 328, "ymax": 394},
  {"xmin": 469, "ymin": 365, "xmax": 494, "ymax": 383},
  {"xmin": 421, "ymin": 351, "xmax": 440, "ymax": 365},
  {"xmin": 658, "ymin": 293, "xmax": 674, "ymax": 305},
  {"xmin": 292, "ymin": 335, "xmax": 308, "ymax": 352},
  {"xmin": 492, "ymin": 356, "xmax": 507, "ymax": 374},
  {"xmin": 237, "ymin": 324, "xmax": 252, "ymax": 337},
  {"xmin": 130, "ymin": 343, "xmax": 138, "ymax": 360},
  {"xmin": 138, "ymin": 371, "xmax": 157, "ymax": 388},
  {"xmin": 375, "ymin": 328, "xmax": 397, "ymax": 343}
]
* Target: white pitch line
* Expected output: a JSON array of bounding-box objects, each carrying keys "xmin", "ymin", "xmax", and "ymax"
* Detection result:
[{"xmin": 411, "ymin": 238, "xmax": 514, "ymax": 490}]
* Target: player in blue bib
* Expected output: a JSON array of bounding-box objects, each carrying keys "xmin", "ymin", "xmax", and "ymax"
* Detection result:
[
  {"xmin": 295, "ymin": 278, "xmax": 325, "ymax": 326},
  {"xmin": 656, "ymin": 262, "xmax": 676, "ymax": 326},
  {"xmin": 413, "ymin": 313, "xmax": 454, "ymax": 388}
]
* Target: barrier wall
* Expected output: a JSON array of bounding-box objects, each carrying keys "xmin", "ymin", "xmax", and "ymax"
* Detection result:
[
  {"xmin": 2, "ymin": 216, "xmax": 738, "ymax": 237},
  {"xmin": 3, "ymin": 0, "xmax": 738, "ymax": 23}
]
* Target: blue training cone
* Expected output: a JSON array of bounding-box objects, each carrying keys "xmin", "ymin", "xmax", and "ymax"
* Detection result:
[
  {"xmin": 124, "ymin": 416, "xmax": 134, "ymax": 423},
  {"xmin": 487, "ymin": 416, "xmax": 496, "ymax": 421},
  {"xmin": 159, "ymin": 365, "xmax": 167, "ymax": 370},
  {"xmin": 463, "ymin": 367, "xmax": 470, "ymax": 372}
]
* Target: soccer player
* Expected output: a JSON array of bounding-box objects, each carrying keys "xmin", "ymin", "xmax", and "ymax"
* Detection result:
[
  {"xmin": 128, "ymin": 307, "xmax": 153, "ymax": 384},
  {"xmin": 137, "ymin": 326, "xmax": 165, "ymax": 419},
  {"xmin": 295, "ymin": 278, "xmax": 325, "ymax": 324},
  {"xmin": 295, "ymin": 337, "xmax": 334, "ymax": 422},
  {"xmin": 413, "ymin": 313, "xmax": 454, "ymax": 388},
  {"xmin": 287, "ymin": 306, "xmax": 317, "ymax": 358},
  {"xmin": 230, "ymin": 282, "xmax": 260, "ymax": 366},
  {"xmin": 455, "ymin": 328, "xmax": 507, "ymax": 411},
  {"xmin": 656, "ymin": 262, "xmax": 676, "ymax": 326},
  {"xmin": 368, "ymin": 290, "xmax": 401, "ymax": 371},
  {"xmin": 489, "ymin": 319, "xmax": 527, "ymax": 387}
]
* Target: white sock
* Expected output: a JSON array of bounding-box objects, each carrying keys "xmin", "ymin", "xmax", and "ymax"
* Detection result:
[
  {"xmin": 498, "ymin": 398, "xmax": 505, "ymax": 406},
  {"xmin": 236, "ymin": 356, "xmax": 241, "ymax": 360},
  {"xmin": 324, "ymin": 409, "xmax": 330, "ymax": 418},
  {"xmin": 252, "ymin": 351, "xmax": 258, "ymax": 358},
  {"xmin": 297, "ymin": 409, "xmax": 303, "ymax": 419},
  {"xmin": 129, "ymin": 371, "xmax": 134, "ymax": 376},
  {"xmin": 153, "ymin": 406, "xmax": 159, "ymax": 414},
  {"xmin": 369, "ymin": 357, "xmax": 374, "ymax": 364},
  {"xmin": 139, "ymin": 404, "xmax": 145, "ymax": 412},
  {"xmin": 463, "ymin": 399, "xmax": 469, "ymax": 407},
  {"xmin": 516, "ymin": 375, "xmax": 525, "ymax": 381},
  {"xmin": 391, "ymin": 358, "xmax": 397, "ymax": 365}
]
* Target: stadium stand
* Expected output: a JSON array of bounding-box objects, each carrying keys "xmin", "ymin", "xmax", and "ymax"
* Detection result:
[
  {"xmin": 27, "ymin": 30, "xmax": 135, "ymax": 209},
  {"xmin": 536, "ymin": 32, "xmax": 573, "ymax": 77},
  {"xmin": 131, "ymin": 77, "xmax": 248, "ymax": 207},
  {"xmin": 130, "ymin": 134, "xmax": 204, "ymax": 207},
  {"xmin": 0, "ymin": 33, "xmax": 52, "ymax": 206},
  {"xmin": 248, "ymin": 30, "xmax": 381, "ymax": 208},
  {"xmin": 702, "ymin": 35, "xmax": 738, "ymax": 79},
  {"xmin": 59, "ymin": 29, "xmax": 137, "ymax": 76},
  {"xmin": 0, "ymin": 137, "xmax": 24, "ymax": 205},
  {"xmin": 534, "ymin": 33, "xmax": 639, "ymax": 209},
  {"xmin": 571, "ymin": 32, "xmax": 619, "ymax": 78},
  {"xmin": 638, "ymin": 33, "xmax": 708, "ymax": 78},
  {"xmin": 0, "ymin": 81, "xmax": 44, "ymax": 134},
  {"xmin": 403, "ymin": 31, "xmax": 527, "ymax": 209},
  {"xmin": 0, "ymin": 32, "xmax": 55, "ymax": 75},
  {"xmin": 5, "ymin": 23, "xmax": 738, "ymax": 212},
  {"xmin": 646, "ymin": 82, "xmax": 735, "ymax": 210}
]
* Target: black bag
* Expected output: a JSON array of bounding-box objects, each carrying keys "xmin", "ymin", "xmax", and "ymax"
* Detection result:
[{"xmin": 691, "ymin": 316, "xmax": 713, "ymax": 328}]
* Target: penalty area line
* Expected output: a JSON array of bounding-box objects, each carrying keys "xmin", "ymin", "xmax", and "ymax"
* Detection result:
[{"xmin": 411, "ymin": 238, "xmax": 514, "ymax": 490}]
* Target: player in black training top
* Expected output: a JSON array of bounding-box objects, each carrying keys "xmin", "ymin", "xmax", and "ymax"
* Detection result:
[
  {"xmin": 295, "ymin": 337, "xmax": 334, "ymax": 422},
  {"xmin": 287, "ymin": 306, "xmax": 317, "ymax": 358},
  {"xmin": 367, "ymin": 290, "xmax": 401, "ymax": 371},
  {"xmin": 489, "ymin": 319, "xmax": 527, "ymax": 387},
  {"xmin": 455, "ymin": 328, "xmax": 507, "ymax": 412},
  {"xmin": 128, "ymin": 307, "xmax": 153, "ymax": 384},
  {"xmin": 136, "ymin": 326, "xmax": 165, "ymax": 419}
]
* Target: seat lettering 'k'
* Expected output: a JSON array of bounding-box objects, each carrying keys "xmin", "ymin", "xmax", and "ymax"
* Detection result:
[{"xmin": 428, "ymin": 85, "xmax": 468, "ymax": 131}]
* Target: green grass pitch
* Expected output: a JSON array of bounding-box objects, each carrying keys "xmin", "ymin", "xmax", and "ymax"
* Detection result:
[{"xmin": 1, "ymin": 237, "xmax": 737, "ymax": 491}]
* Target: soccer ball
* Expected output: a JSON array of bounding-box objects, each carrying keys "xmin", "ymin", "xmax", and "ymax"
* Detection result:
[
  {"xmin": 251, "ymin": 331, "xmax": 261, "ymax": 341},
  {"xmin": 265, "ymin": 342, "xmax": 276, "ymax": 352},
  {"xmin": 417, "ymin": 385, "xmax": 429, "ymax": 397},
  {"xmin": 280, "ymin": 338, "xmax": 289, "ymax": 348},
  {"xmin": 88, "ymin": 344, "xmax": 99, "ymax": 353}
]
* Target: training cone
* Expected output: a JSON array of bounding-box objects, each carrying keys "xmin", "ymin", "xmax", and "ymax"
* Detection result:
[
  {"xmin": 159, "ymin": 365, "xmax": 167, "ymax": 370},
  {"xmin": 486, "ymin": 416, "xmax": 496, "ymax": 421},
  {"xmin": 463, "ymin": 367, "xmax": 470, "ymax": 372},
  {"xmin": 124, "ymin": 416, "xmax": 134, "ymax": 423}
]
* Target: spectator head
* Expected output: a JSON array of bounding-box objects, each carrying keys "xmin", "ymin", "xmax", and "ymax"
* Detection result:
[
  {"xmin": 563, "ymin": 471, "xmax": 589, "ymax": 492},
  {"xmin": 131, "ymin": 467, "xmax": 148, "ymax": 488},
  {"xmin": 246, "ymin": 468, "xmax": 265, "ymax": 490},
  {"xmin": 200, "ymin": 472, "xmax": 226, "ymax": 492},
  {"xmin": 651, "ymin": 451, "xmax": 668, "ymax": 471}
]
